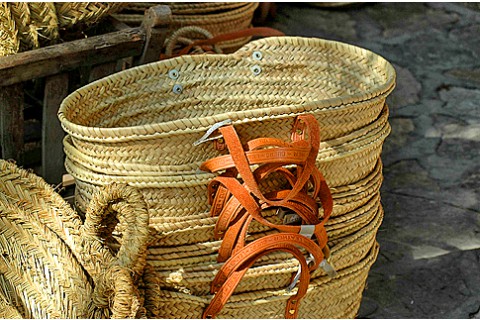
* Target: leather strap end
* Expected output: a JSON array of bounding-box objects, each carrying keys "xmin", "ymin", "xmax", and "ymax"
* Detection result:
[{"xmin": 285, "ymin": 297, "xmax": 300, "ymax": 319}]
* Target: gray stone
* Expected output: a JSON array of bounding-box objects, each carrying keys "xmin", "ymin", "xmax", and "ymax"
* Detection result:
[
  {"xmin": 362, "ymin": 3, "xmax": 459, "ymax": 40},
  {"xmin": 445, "ymin": 68, "xmax": 480, "ymax": 88},
  {"xmin": 383, "ymin": 159, "xmax": 440, "ymax": 192},
  {"xmin": 438, "ymin": 87, "xmax": 480, "ymax": 121},
  {"xmin": 387, "ymin": 65, "xmax": 422, "ymax": 108},
  {"xmin": 269, "ymin": 4, "xmax": 358, "ymax": 42},
  {"xmin": 382, "ymin": 117, "xmax": 415, "ymax": 157}
]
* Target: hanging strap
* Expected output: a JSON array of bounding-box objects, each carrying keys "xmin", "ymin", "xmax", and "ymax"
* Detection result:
[{"xmin": 203, "ymin": 233, "xmax": 321, "ymax": 319}]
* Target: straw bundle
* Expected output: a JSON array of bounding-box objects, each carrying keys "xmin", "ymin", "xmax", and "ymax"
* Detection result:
[
  {"xmin": 0, "ymin": 159, "xmax": 153, "ymax": 318},
  {"xmin": 58, "ymin": 36, "xmax": 395, "ymax": 318},
  {"xmin": 0, "ymin": 2, "xmax": 124, "ymax": 56},
  {"xmin": 113, "ymin": 2, "xmax": 259, "ymax": 53}
]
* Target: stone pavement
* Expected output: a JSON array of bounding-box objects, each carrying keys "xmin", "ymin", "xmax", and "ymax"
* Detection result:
[{"xmin": 266, "ymin": 3, "xmax": 480, "ymax": 318}]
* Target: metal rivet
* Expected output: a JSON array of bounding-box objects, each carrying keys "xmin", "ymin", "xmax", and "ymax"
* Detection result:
[
  {"xmin": 251, "ymin": 65, "xmax": 262, "ymax": 76},
  {"xmin": 252, "ymin": 51, "xmax": 263, "ymax": 60},
  {"xmin": 289, "ymin": 309, "xmax": 296, "ymax": 315},
  {"xmin": 168, "ymin": 69, "xmax": 179, "ymax": 80},
  {"xmin": 296, "ymin": 129, "xmax": 303, "ymax": 135},
  {"xmin": 173, "ymin": 84, "xmax": 183, "ymax": 94}
]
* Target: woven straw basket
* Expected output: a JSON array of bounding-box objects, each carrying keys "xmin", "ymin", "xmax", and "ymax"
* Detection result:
[
  {"xmin": 149, "ymin": 192, "xmax": 383, "ymax": 296},
  {"xmin": 58, "ymin": 36, "xmax": 395, "ymax": 169},
  {"xmin": 59, "ymin": 36, "xmax": 395, "ymax": 219},
  {"xmin": 113, "ymin": 2, "xmax": 259, "ymax": 53},
  {"xmin": 57, "ymin": 35, "xmax": 395, "ymax": 318},
  {"xmin": 0, "ymin": 159, "xmax": 154, "ymax": 318},
  {"xmin": 0, "ymin": 2, "xmax": 124, "ymax": 56},
  {"xmin": 64, "ymin": 104, "xmax": 390, "ymax": 226}
]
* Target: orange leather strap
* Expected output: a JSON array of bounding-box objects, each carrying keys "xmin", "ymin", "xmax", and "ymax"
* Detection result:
[
  {"xmin": 203, "ymin": 233, "xmax": 320, "ymax": 319},
  {"xmin": 178, "ymin": 27, "xmax": 285, "ymax": 56},
  {"xmin": 199, "ymin": 114, "xmax": 333, "ymax": 319},
  {"xmin": 212, "ymin": 233, "xmax": 322, "ymax": 292},
  {"xmin": 200, "ymin": 145, "xmax": 311, "ymax": 173}
]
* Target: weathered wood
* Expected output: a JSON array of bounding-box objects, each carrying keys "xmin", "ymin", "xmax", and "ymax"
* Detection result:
[
  {"xmin": 0, "ymin": 84, "xmax": 24, "ymax": 163},
  {"xmin": 42, "ymin": 73, "xmax": 69, "ymax": 184},
  {"xmin": 0, "ymin": 27, "xmax": 146, "ymax": 86},
  {"xmin": 136, "ymin": 5, "xmax": 172, "ymax": 65},
  {"xmin": 107, "ymin": 15, "xmax": 131, "ymax": 31},
  {"xmin": 89, "ymin": 61, "xmax": 118, "ymax": 82}
]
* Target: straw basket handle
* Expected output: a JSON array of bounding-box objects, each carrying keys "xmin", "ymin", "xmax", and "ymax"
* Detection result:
[
  {"xmin": 164, "ymin": 26, "xmax": 223, "ymax": 57},
  {"xmin": 80, "ymin": 183, "xmax": 150, "ymax": 318}
]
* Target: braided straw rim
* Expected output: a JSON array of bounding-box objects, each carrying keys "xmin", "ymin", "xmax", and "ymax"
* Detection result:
[
  {"xmin": 162, "ymin": 2, "xmax": 249, "ymax": 15},
  {"xmin": 58, "ymin": 36, "xmax": 396, "ymax": 143},
  {"xmin": 62, "ymin": 103, "xmax": 390, "ymax": 176}
]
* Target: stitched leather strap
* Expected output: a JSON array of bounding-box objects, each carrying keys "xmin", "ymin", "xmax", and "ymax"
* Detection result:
[
  {"xmin": 203, "ymin": 233, "xmax": 320, "ymax": 319},
  {"xmin": 178, "ymin": 27, "xmax": 285, "ymax": 56},
  {"xmin": 200, "ymin": 114, "xmax": 333, "ymax": 319}
]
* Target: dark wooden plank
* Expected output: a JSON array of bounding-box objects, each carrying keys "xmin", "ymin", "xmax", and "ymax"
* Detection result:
[
  {"xmin": 89, "ymin": 61, "xmax": 118, "ymax": 82},
  {"xmin": 41, "ymin": 73, "xmax": 69, "ymax": 184},
  {"xmin": 0, "ymin": 27, "xmax": 146, "ymax": 86},
  {"xmin": 107, "ymin": 15, "xmax": 131, "ymax": 31},
  {"xmin": 136, "ymin": 5, "xmax": 172, "ymax": 65},
  {"xmin": 0, "ymin": 84, "xmax": 24, "ymax": 163}
]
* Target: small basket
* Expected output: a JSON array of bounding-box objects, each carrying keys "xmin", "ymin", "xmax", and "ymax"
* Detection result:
[{"xmin": 0, "ymin": 159, "xmax": 153, "ymax": 318}]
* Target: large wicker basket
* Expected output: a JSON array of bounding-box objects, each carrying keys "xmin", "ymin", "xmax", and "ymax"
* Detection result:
[
  {"xmin": 58, "ymin": 36, "xmax": 394, "ymax": 173},
  {"xmin": 57, "ymin": 35, "xmax": 395, "ymax": 318}
]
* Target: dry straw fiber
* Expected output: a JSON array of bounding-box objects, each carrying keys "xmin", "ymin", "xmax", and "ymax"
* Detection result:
[
  {"xmin": 0, "ymin": 159, "xmax": 153, "ymax": 318},
  {"xmin": 0, "ymin": 2, "xmax": 124, "ymax": 56}
]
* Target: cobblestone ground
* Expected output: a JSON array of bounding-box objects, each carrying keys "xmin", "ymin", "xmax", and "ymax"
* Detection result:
[{"xmin": 267, "ymin": 3, "xmax": 480, "ymax": 318}]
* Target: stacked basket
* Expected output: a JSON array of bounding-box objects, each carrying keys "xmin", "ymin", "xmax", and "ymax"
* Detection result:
[
  {"xmin": 59, "ymin": 36, "xmax": 396, "ymax": 318},
  {"xmin": 113, "ymin": 2, "xmax": 259, "ymax": 53}
]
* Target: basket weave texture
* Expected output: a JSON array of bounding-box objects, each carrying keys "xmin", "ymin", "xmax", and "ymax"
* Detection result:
[
  {"xmin": 0, "ymin": 159, "xmax": 154, "ymax": 318},
  {"xmin": 0, "ymin": 2, "xmax": 124, "ymax": 56},
  {"xmin": 58, "ymin": 35, "xmax": 396, "ymax": 318}
]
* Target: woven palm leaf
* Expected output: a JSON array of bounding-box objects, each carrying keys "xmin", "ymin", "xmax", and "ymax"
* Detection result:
[
  {"xmin": 0, "ymin": 2, "xmax": 125, "ymax": 56},
  {"xmin": 0, "ymin": 159, "xmax": 153, "ymax": 318}
]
